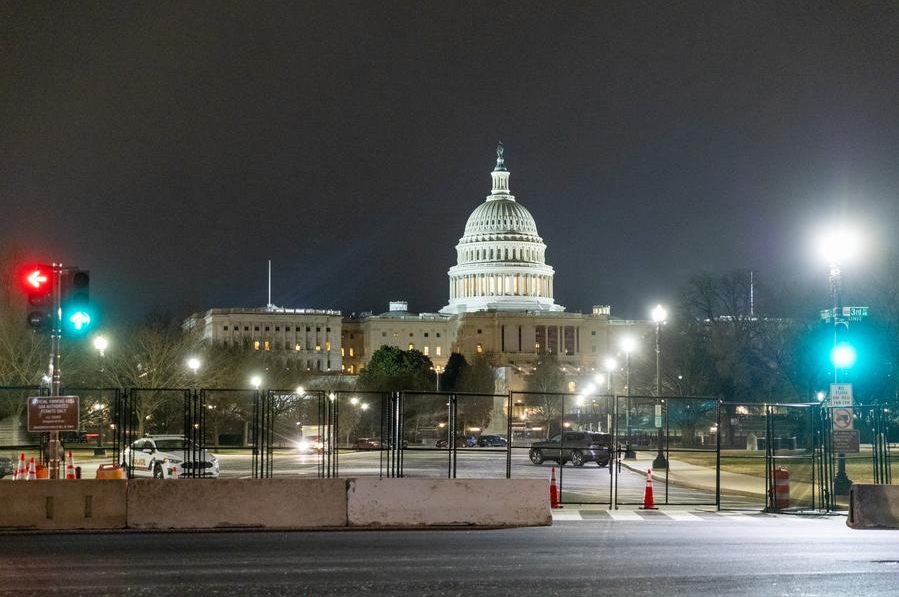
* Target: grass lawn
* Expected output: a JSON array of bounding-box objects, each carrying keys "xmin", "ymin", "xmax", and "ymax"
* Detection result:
[{"xmin": 670, "ymin": 448, "xmax": 894, "ymax": 484}]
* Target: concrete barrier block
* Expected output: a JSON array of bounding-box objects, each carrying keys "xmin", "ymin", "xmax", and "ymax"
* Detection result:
[
  {"xmin": 126, "ymin": 478, "xmax": 347, "ymax": 529},
  {"xmin": 0, "ymin": 480, "xmax": 127, "ymax": 530},
  {"xmin": 848, "ymin": 484, "xmax": 899, "ymax": 529},
  {"xmin": 347, "ymin": 478, "xmax": 551, "ymax": 528}
]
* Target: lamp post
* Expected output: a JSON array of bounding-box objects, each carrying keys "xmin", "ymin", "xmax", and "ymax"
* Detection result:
[
  {"xmin": 92, "ymin": 335, "xmax": 108, "ymax": 447},
  {"xmin": 821, "ymin": 227, "xmax": 857, "ymax": 495},
  {"xmin": 652, "ymin": 304, "xmax": 669, "ymax": 470},
  {"xmin": 432, "ymin": 365, "xmax": 444, "ymax": 392},
  {"xmin": 620, "ymin": 336, "xmax": 637, "ymax": 459}
]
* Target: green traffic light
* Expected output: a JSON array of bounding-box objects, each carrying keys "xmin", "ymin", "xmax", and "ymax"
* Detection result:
[
  {"xmin": 830, "ymin": 343, "xmax": 856, "ymax": 369},
  {"xmin": 69, "ymin": 311, "xmax": 91, "ymax": 331}
]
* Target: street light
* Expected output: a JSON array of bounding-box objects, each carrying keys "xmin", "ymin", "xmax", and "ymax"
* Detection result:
[
  {"xmin": 603, "ymin": 357, "xmax": 617, "ymax": 393},
  {"xmin": 92, "ymin": 335, "xmax": 108, "ymax": 447},
  {"xmin": 250, "ymin": 375, "xmax": 262, "ymax": 390},
  {"xmin": 620, "ymin": 336, "xmax": 637, "ymax": 459},
  {"xmin": 820, "ymin": 225, "xmax": 859, "ymax": 496},
  {"xmin": 652, "ymin": 304, "xmax": 668, "ymax": 470},
  {"xmin": 432, "ymin": 365, "xmax": 444, "ymax": 392}
]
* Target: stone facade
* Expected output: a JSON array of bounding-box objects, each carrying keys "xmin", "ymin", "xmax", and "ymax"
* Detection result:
[{"xmin": 185, "ymin": 146, "xmax": 652, "ymax": 391}]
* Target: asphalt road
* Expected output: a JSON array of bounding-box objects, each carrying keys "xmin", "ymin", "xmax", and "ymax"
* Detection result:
[
  {"xmin": 69, "ymin": 448, "xmax": 761, "ymax": 509},
  {"xmin": 1, "ymin": 513, "xmax": 895, "ymax": 596}
]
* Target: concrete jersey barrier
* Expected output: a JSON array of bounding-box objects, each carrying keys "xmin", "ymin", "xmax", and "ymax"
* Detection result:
[
  {"xmin": 1, "ymin": 478, "xmax": 551, "ymax": 531},
  {"xmin": 347, "ymin": 478, "xmax": 551, "ymax": 527},
  {"xmin": 847, "ymin": 484, "xmax": 899, "ymax": 529},
  {"xmin": 127, "ymin": 478, "xmax": 348, "ymax": 529},
  {"xmin": 0, "ymin": 480, "xmax": 127, "ymax": 531}
]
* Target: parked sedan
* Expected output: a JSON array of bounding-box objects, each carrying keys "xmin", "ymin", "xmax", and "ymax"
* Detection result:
[
  {"xmin": 435, "ymin": 435, "xmax": 477, "ymax": 448},
  {"xmin": 354, "ymin": 437, "xmax": 382, "ymax": 450},
  {"xmin": 528, "ymin": 431, "xmax": 612, "ymax": 467},
  {"xmin": 122, "ymin": 435, "xmax": 220, "ymax": 478},
  {"xmin": 477, "ymin": 435, "xmax": 508, "ymax": 447}
]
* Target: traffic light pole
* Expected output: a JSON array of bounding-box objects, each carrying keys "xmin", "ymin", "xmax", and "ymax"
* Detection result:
[
  {"xmin": 829, "ymin": 261, "xmax": 853, "ymax": 495},
  {"xmin": 47, "ymin": 264, "xmax": 64, "ymax": 478}
]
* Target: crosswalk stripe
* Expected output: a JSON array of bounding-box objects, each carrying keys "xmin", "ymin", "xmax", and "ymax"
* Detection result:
[
  {"xmin": 662, "ymin": 511, "xmax": 704, "ymax": 521},
  {"xmin": 607, "ymin": 510, "xmax": 644, "ymax": 521},
  {"xmin": 551, "ymin": 511, "xmax": 582, "ymax": 520},
  {"xmin": 551, "ymin": 510, "xmax": 761, "ymax": 522}
]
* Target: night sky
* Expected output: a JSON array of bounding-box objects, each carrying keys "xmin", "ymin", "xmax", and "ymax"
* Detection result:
[{"xmin": 4, "ymin": 2, "xmax": 899, "ymax": 325}]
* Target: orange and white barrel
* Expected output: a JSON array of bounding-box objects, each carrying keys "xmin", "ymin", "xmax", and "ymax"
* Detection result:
[{"xmin": 774, "ymin": 467, "xmax": 790, "ymax": 509}]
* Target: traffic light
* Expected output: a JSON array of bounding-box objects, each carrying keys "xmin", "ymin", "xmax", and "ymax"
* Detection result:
[
  {"xmin": 63, "ymin": 269, "xmax": 92, "ymax": 334},
  {"xmin": 19, "ymin": 264, "xmax": 55, "ymax": 333},
  {"xmin": 830, "ymin": 322, "xmax": 856, "ymax": 369}
]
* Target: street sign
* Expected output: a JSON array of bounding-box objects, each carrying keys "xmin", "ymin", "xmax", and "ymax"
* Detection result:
[
  {"xmin": 654, "ymin": 404, "xmax": 662, "ymax": 428},
  {"xmin": 832, "ymin": 430, "xmax": 860, "ymax": 453},
  {"xmin": 820, "ymin": 306, "xmax": 869, "ymax": 322},
  {"xmin": 830, "ymin": 383, "xmax": 853, "ymax": 407},
  {"xmin": 27, "ymin": 395, "xmax": 80, "ymax": 432},
  {"xmin": 832, "ymin": 407, "xmax": 854, "ymax": 431}
]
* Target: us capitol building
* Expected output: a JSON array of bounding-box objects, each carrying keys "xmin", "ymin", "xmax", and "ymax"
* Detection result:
[{"xmin": 184, "ymin": 144, "xmax": 649, "ymax": 392}]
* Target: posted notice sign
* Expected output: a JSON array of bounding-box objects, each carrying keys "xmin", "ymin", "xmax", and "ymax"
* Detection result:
[
  {"xmin": 830, "ymin": 384, "xmax": 853, "ymax": 407},
  {"xmin": 27, "ymin": 395, "xmax": 80, "ymax": 432}
]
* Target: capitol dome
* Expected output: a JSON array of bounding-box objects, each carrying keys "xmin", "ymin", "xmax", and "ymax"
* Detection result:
[{"xmin": 441, "ymin": 144, "xmax": 564, "ymax": 315}]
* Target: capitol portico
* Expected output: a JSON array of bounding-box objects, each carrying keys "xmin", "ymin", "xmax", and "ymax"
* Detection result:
[{"xmin": 186, "ymin": 144, "xmax": 650, "ymax": 391}]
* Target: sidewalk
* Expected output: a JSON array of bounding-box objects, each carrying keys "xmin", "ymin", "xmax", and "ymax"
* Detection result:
[{"xmin": 620, "ymin": 452, "xmax": 768, "ymax": 498}]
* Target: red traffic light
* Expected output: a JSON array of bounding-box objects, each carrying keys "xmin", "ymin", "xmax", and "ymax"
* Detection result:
[
  {"xmin": 19, "ymin": 264, "xmax": 54, "ymax": 295},
  {"xmin": 19, "ymin": 264, "xmax": 55, "ymax": 333}
]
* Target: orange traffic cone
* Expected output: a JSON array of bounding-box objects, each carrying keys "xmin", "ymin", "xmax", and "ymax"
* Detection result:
[
  {"xmin": 549, "ymin": 466, "xmax": 561, "ymax": 509},
  {"xmin": 640, "ymin": 468, "xmax": 657, "ymax": 510},
  {"xmin": 26, "ymin": 457, "xmax": 37, "ymax": 480},
  {"xmin": 65, "ymin": 450, "xmax": 77, "ymax": 479},
  {"xmin": 14, "ymin": 453, "xmax": 27, "ymax": 480}
]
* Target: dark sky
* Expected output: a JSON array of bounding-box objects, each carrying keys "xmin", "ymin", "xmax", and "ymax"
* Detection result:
[{"xmin": 4, "ymin": 2, "xmax": 899, "ymax": 325}]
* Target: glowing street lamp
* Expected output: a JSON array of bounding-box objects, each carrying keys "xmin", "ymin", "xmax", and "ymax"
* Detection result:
[
  {"xmin": 819, "ymin": 224, "xmax": 860, "ymax": 496},
  {"xmin": 603, "ymin": 357, "xmax": 617, "ymax": 393},
  {"xmin": 92, "ymin": 335, "xmax": 109, "ymax": 447},
  {"xmin": 620, "ymin": 336, "xmax": 637, "ymax": 459},
  {"xmin": 432, "ymin": 365, "xmax": 444, "ymax": 392},
  {"xmin": 651, "ymin": 304, "xmax": 668, "ymax": 470}
]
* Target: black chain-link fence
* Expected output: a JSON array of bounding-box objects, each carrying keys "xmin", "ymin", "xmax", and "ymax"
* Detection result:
[{"xmin": 3, "ymin": 384, "xmax": 895, "ymax": 513}]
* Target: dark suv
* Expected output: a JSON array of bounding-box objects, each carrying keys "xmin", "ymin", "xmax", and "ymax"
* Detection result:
[{"xmin": 529, "ymin": 432, "xmax": 612, "ymax": 467}]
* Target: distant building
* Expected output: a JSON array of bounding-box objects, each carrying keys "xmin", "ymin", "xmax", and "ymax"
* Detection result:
[
  {"xmin": 186, "ymin": 145, "xmax": 651, "ymax": 390},
  {"xmin": 183, "ymin": 307, "xmax": 344, "ymax": 373}
]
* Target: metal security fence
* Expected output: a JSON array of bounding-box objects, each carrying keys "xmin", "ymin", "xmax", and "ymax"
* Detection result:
[
  {"xmin": 3, "ymin": 384, "xmax": 895, "ymax": 514},
  {"xmin": 615, "ymin": 395, "xmax": 721, "ymax": 508}
]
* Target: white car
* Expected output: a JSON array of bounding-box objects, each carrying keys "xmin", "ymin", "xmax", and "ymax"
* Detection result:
[
  {"xmin": 122, "ymin": 435, "xmax": 220, "ymax": 479},
  {"xmin": 297, "ymin": 434, "xmax": 328, "ymax": 454}
]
